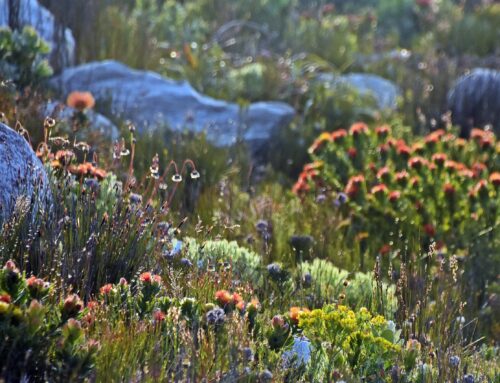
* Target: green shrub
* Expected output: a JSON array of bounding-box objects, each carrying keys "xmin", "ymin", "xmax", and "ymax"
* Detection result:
[
  {"xmin": 299, "ymin": 258, "xmax": 397, "ymax": 315},
  {"xmin": 0, "ymin": 26, "xmax": 53, "ymax": 88}
]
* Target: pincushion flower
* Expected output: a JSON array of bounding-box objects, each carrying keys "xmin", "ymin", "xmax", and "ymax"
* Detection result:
[
  {"xmin": 431, "ymin": 153, "xmax": 447, "ymax": 166},
  {"xmin": 289, "ymin": 307, "xmax": 310, "ymax": 325},
  {"xmin": 345, "ymin": 175, "xmax": 365, "ymax": 198},
  {"xmin": 388, "ymin": 190, "xmax": 401, "ymax": 202},
  {"xmin": 215, "ymin": 290, "xmax": 233, "ymax": 306},
  {"xmin": 375, "ymin": 125, "xmax": 390, "ymax": 137},
  {"xmin": 66, "ymin": 91, "xmax": 95, "ymax": 111},
  {"xmin": 443, "ymin": 183, "xmax": 456, "ymax": 196},
  {"xmin": 377, "ymin": 166, "xmax": 390, "ymax": 181},
  {"xmin": 371, "ymin": 183, "xmax": 388, "ymax": 195},
  {"xmin": 308, "ymin": 132, "xmax": 332, "ymax": 154},
  {"xmin": 331, "ymin": 129, "xmax": 347, "ymax": 142},
  {"xmin": 99, "ymin": 284, "xmax": 113, "ymax": 295},
  {"xmin": 347, "ymin": 147, "xmax": 357, "ymax": 159},
  {"xmin": 489, "ymin": 172, "xmax": 500, "ymax": 186},
  {"xmin": 395, "ymin": 170, "xmax": 409, "ymax": 185},
  {"xmin": 408, "ymin": 156, "xmax": 427, "ymax": 170},
  {"xmin": 349, "ymin": 122, "xmax": 368, "ymax": 136}
]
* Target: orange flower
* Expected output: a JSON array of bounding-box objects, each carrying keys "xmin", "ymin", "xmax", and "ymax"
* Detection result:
[
  {"xmin": 349, "ymin": 122, "xmax": 369, "ymax": 136},
  {"xmin": 66, "ymin": 91, "xmax": 95, "ymax": 111},
  {"xmin": 236, "ymin": 300, "xmax": 246, "ymax": 313},
  {"xmin": 308, "ymin": 132, "xmax": 332, "ymax": 154},
  {"xmin": 289, "ymin": 306, "xmax": 309, "ymax": 325},
  {"xmin": 412, "ymin": 142, "xmax": 425, "ymax": 154},
  {"xmin": 139, "ymin": 272, "xmax": 152, "ymax": 283},
  {"xmin": 371, "ymin": 183, "xmax": 388, "ymax": 195},
  {"xmin": 100, "ymin": 283, "xmax": 113, "ymax": 295},
  {"xmin": 424, "ymin": 130, "xmax": 444, "ymax": 145},
  {"xmin": 215, "ymin": 290, "xmax": 233, "ymax": 306},
  {"xmin": 331, "ymin": 129, "xmax": 348, "ymax": 142},
  {"xmin": 232, "ymin": 292, "xmax": 243, "ymax": 305},
  {"xmin": 489, "ymin": 172, "xmax": 500, "ymax": 186},
  {"xmin": 472, "ymin": 162, "xmax": 487, "ymax": 178}
]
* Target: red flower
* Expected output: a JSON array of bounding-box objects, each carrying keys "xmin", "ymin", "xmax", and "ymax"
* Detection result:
[
  {"xmin": 100, "ymin": 284, "xmax": 113, "ymax": 295},
  {"xmin": 423, "ymin": 224, "xmax": 436, "ymax": 237},
  {"xmin": 395, "ymin": 170, "xmax": 409, "ymax": 185},
  {"xmin": 349, "ymin": 122, "xmax": 369, "ymax": 136},
  {"xmin": 431, "ymin": 153, "xmax": 447, "ymax": 166},
  {"xmin": 396, "ymin": 143, "xmax": 412, "ymax": 157},
  {"xmin": 139, "ymin": 271, "xmax": 152, "ymax": 283},
  {"xmin": 0, "ymin": 293, "xmax": 11, "ymax": 304},
  {"xmin": 379, "ymin": 244, "xmax": 392, "ymax": 255},
  {"xmin": 388, "ymin": 190, "xmax": 401, "ymax": 202},
  {"xmin": 410, "ymin": 176, "xmax": 420, "ymax": 188},
  {"xmin": 424, "ymin": 129, "xmax": 444, "ymax": 145},
  {"xmin": 472, "ymin": 162, "xmax": 487, "ymax": 178},
  {"xmin": 408, "ymin": 156, "xmax": 427, "ymax": 170},
  {"xmin": 153, "ymin": 310, "xmax": 166, "ymax": 322},
  {"xmin": 378, "ymin": 143, "xmax": 389, "ymax": 154},
  {"xmin": 375, "ymin": 125, "xmax": 391, "ymax": 137},
  {"xmin": 347, "ymin": 147, "xmax": 357, "ymax": 159},
  {"xmin": 471, "ymin": 180, "xmax": 489, "ymax": 197},
  {"xmin": 345, "ymin": 175, "xmax": 365, "ymax": 198},
  {"xmin": 331, "ymin": 129, "xmax": 347, "ymax": 142},
  {"xmin": 371, "ymin": 183, "xmax": 388, "ymax": 195},
  {"xmin": 443, "ymin": 183, "xmax": 455, "ymax": 196},
  {"xmin": 377, "ymin": 166, "xmax": 390, "ymax": 181},
  {"xmin": 232, "ymin": 292, "xmax": 243, "ymax": 305}
]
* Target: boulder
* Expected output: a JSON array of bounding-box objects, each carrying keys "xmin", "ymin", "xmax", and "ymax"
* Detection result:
[
  {"xmin": 318, "ymin": 72, "xmax": 400, "ymax": 110},
  {"xmin": 447, "ymin": 68, "xmax": 500, "ymax": 137},
  {"xmin": 0, "ymin": 123, "xmax": 51, "ymax": 226},
  {"xmin": 50, "ymin": 60, "xmax": 295, "ymax": 149},
  {"xmin": 0, "ymin": 0, "xmax": 75, "ymax": 69}
]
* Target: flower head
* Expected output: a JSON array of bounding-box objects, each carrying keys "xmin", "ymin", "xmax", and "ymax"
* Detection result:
[{"xmin": 66, "ymin": 91, "xmax": 95, "ymax": 111}]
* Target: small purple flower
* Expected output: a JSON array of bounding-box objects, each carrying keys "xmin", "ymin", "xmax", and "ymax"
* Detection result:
[
  {"xmin": 335, "ymin": 192, "xmax": 348, "ymax": 206},
  {"xmin": 259, "ymin": 370, "xmax": 273, "ymax": 381},
  {"xmin": 180, "ymin": 258, "xmax": 193, "ymax": 268},
  {"xmin": 449, "ymin": 355, "xmax": 460, "ymax": 367},
  {"xmin": 303, "ymin": 272, "xmax": 312, "ymax": 287},
  {"xmin": 463, "ymin": 374, "xmax": 474, "ymax": 383},
  {"xmin": 206, "ymin": 307, "xmax": 225, "ymax": 327}
]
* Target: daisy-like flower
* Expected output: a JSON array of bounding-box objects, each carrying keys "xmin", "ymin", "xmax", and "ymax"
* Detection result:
[{"xmin": 489, "ymin": 172, "xmax": 500, "ymax": 186}]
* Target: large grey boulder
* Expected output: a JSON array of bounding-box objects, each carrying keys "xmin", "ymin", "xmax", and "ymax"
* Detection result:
[
  {"xmin": 447, "ymin": 68, "xmax": 500, "ymax": 137},
  {"xmin": 0, "ymin": 0, "xmax": 75, "ymax": 68},
  {"xmin": 318, "ymin": 72, "xmax": 400, "ymax": 110},
  {"xmin": 50, "ymin": 60, "xmax": 295, "ymax": 148},
  {"xmin": 0, "ymin": 123, "xmax": 51, "ymax": 226}
]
